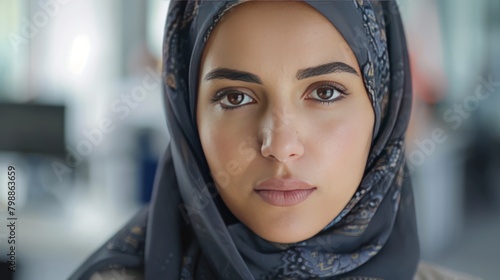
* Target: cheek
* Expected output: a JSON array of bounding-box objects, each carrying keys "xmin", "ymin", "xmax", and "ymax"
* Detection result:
[
  {"xmin": 199, "ymin": 121, "xmax": 251, "ymax": 188},
  {"xmin": 326, "ymin": 117, "xmax": 371, "ymax": 157},
  {"xmin": 200, "ymin": 126, "xmax": 233, "ymax": 171},
  {"xmin": 308, "ymin": 108, "xmax": 373, "ymax": 187}
]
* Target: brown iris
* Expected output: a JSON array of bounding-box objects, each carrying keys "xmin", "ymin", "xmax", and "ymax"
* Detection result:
[
  {"xmin": 316, "ymin": 87, "xmax": 335, "ymax": 100},
  {"xmin": 227, "ymin": 92, "xmax": 244, "ymax": 105}
]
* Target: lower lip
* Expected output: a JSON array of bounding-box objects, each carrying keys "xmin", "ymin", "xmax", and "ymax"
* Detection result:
[{"xmin": 255, "ymin": 189, "xmax": 316, "ymax": 207}]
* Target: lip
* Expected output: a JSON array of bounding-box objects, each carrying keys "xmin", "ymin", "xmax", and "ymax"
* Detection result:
[{"xmin": 254, "ymin": 177, "xmax": 316, "ymax": 207}]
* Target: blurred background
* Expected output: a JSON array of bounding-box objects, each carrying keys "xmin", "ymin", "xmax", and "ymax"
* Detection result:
[{"xmin": 0, "ymin": 0, "xmax": 498, "ymax": 279}]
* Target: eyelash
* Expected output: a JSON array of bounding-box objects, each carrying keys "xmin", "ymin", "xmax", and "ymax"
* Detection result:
[
  {"xmin": 306, "ymin": 81, "xmax": 348, "ymax": 106},
  {"xmin": 210, "ymin": 81, "xmax": 349, "ymax": 111},
  {"xmin": 210, "ymin": 88, "xmax": 254, "ymax": 111}
]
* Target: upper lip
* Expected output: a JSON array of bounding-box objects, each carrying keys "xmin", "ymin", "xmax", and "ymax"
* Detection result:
[{"xmin": 254, "ymin": 177, "xmax": 316, "ymax": 191}]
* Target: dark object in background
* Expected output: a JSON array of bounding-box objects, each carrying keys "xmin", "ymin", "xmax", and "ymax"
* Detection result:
[
  {"xmin": 463, "ymin": 124, "xmax": 500, "ymax": 215},
  {"xmin": 0, "ymin": 262, "xmax": 14, "ymax": 280},
  {"xmin": 0, "ymin": 102, "xmax": 65, "ymax": 157}
]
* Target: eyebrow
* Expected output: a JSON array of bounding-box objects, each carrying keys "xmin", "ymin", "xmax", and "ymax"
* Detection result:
[
  {"xmin": 204, "ymin": 68, "xmax": 262, "ymax": 84},
  {"xmin": 296, "ymin": 61, "xmax": 359, "ymax": 79},
  {"xmin": 204, "ymin": 61, "xmax": 359, "ymax": 84}
]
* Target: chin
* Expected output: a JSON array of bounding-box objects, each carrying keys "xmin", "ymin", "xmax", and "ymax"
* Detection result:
[
  {"xmin": 259, "ymin": 231, "xmax": 318, "ymax": 244},
  {"xmin": 237, "ymin": 201, "xmax": 333, "ymax": 244},
  {"xmin": 252, "ymin": 222, "xmax": 322, "ymax": 244}
]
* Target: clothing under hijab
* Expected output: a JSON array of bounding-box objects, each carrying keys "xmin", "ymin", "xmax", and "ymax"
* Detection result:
[{"xmin": 70, "ymin": 1, "xmax": 420, "ymax": 279}]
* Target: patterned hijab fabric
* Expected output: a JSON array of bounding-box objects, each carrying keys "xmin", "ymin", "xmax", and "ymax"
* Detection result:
[{"xmin": 77, "ymin": 1, "xmax": 421, "ymax": 279}]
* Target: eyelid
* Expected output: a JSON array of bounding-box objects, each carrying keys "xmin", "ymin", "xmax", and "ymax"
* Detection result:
[
  {"xmin": 304, "ymin": 80, "xmax": 348, "ymax": 97},
  {"xmin": 304, "ymin": 81, "xmax": 349, "ymax": 105},
  {"xmin": 211, "ymin": 87, "xmax": 254, "ymax": 100},
  {"xmin": 210, "ymin": 87, "xmax": 256, "ymax": 109}
]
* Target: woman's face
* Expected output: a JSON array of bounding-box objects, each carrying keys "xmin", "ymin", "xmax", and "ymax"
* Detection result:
[{"xmin": 196, "ymin": 1, "xmax": 374, "ymax": 243}]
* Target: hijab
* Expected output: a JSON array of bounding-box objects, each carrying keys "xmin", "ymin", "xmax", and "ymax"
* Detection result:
[{"xmin": 69, "ymin": 1, "xmax": 420, "ymax": 279}]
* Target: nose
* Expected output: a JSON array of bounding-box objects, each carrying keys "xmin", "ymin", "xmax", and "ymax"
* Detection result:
[{"xmin": 259, "ymin": 108, "xmax": 304, "ymax": 163}]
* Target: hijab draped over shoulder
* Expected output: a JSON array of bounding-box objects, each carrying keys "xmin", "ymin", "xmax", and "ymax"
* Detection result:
[{"xmin": 70, "ymin": 1, "xmax": 420, "ymax": 279}]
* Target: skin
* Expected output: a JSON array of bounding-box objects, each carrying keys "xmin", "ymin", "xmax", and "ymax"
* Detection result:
[{"xmin": 196, "ymin": 1, "xmax": 374, "ymax": 244}]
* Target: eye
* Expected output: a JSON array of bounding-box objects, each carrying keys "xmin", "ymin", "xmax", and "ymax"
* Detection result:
[
  {"xmin": 306, "ymin": 82, "xmax": 348, "ymax": 105},
  {"xmin": 211, "ymin": 88, "xmax": 256, "ymax": 110}
]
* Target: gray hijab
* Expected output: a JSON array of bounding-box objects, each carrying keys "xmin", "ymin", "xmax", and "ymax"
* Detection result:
[{"xmin": 69, "ymin": 1, "xmax": 420, "ymax": 279}]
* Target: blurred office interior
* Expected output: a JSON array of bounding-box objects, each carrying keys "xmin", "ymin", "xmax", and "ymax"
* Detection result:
[{"xmin": 0, "ymin": 0, "xmax": 498, "ymax": 279}]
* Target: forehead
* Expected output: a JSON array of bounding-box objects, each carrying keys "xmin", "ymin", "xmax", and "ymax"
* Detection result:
[{"xmin": 199, "ymin": 1, "xmax": 360, "ymax": 77}]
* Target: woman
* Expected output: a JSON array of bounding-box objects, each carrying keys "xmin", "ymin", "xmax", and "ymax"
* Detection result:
[{"xmin": 69, "ymin": 1, "xmax": 479, "ymax": 279}]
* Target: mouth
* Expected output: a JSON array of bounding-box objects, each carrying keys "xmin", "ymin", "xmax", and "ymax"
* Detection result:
[{"xmin": 254, "ymin": 177, "xmax": 317, "ymax": 207}]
